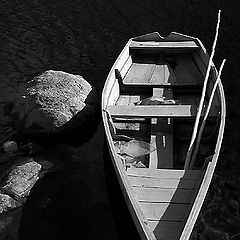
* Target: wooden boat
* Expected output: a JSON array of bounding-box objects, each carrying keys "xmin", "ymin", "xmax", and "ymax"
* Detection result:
[{"xmin": 102, "ymin": 32, "xmax": 225, "ymax": 240}]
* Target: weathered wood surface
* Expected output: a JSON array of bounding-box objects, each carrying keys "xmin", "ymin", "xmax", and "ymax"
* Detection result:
[
  {"xmin": 107, "ymin": 105, "xmax": 219, "ymax": 118},
  {"xmin": 127, "ymin": 168, "xmax": 202, "ymax": 240},
  {"xmin": 140, "ymin": 202, "xmax": 189, "ymax": 221},
  {"xmin": 128, "ymin": 176, "xmax": 199, "ymax": 189},
  {"xmin": 150, "ymin": 120, "xmax": 173, "ymax": 169},
  {"xmin": 130, "ymin": 41, "xmax": 199, "ymax": 50},
  {"xmin": 126, "ymin": 168, "xmax": 202, "ymax": 180},
  {"xmin": 132, "ymin": 187, "xmax": 194, "ymax": 203},
  {"xmin": 149, "ymin": 89, "xmax": 173, "ymax": 169},
  {"xmin": 147, "ymin": 221, "xmax": 181, "ymax": 240},
  {"xmin": 123, "ymin": 52, "xmax": 203, "ymax": 87},
  {"xmin": 173, "ymin": 54, "xmax": 203, "ymax": 85}
]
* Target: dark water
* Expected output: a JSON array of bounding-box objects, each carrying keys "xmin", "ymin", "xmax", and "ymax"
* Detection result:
[{"xmin": 0, "ymin": 0, "xmax": 240, "ymax": 239}]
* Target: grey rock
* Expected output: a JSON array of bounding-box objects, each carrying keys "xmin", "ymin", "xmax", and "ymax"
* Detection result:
[
  {"xmin": 12, "ymin": 70, "xmax": 96, "ymax": 135},
  {"xmin": 0, "ymin": 193, "xmax": 21, "ymax": 214},
  {"xmin": 1, "ymin": 159, "xmax": 42, "ymax": 201}
]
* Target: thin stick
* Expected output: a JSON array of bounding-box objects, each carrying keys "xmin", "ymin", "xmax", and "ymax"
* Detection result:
[
  {"xmin": 184, "ymin": 10, "xmax": 222, "ymax": 169},
  {"xmin": 190, "ymin": 59, "xmax": 226, "ymax": 169}
]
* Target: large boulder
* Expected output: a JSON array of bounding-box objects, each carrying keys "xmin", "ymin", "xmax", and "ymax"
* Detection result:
[{"xmin": 11, "ymin": 70, "xmax": 97, "ymax": 135}]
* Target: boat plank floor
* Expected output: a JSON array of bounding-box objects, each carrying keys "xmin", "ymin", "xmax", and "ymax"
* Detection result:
[
  {"xmin": 132, "ymin": 186, "xmax": 194, "ymax": 203},
  {"xmin": 124, "ymin": 62, "xmax": 155, "ymax": 84},
  {"xmin": 140, "ymin": 202, "xmax": 189, "ymax": 221},
  {"xmin": 147, "ymin": 220, "xmax": 181, "ymax": 240},
  {"xmin": 127, "ymin": 168, "xmax": 200, "ymax": 239},
  {"xmin": 123, "ymin": 52, "xmax": 203, "ymax": 87},
  {"xmin": 128, "ymin": 175, "xmax": 199, "ymax": 189}
]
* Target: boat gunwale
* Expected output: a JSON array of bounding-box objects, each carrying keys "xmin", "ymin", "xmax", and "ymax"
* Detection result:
[{"xmin": 101, "ymin": 32, "xmax": 226, "ymax": 240}]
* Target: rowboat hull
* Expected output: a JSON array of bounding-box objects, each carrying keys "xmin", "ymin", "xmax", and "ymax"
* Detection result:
[{"xmin": 102, "ymin": 32, "xmax": 225, "ymax": 240}]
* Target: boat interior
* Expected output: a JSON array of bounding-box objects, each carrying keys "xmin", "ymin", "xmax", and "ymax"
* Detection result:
[{"xmin": 104, "ymin": 37, "xmax": 221, "ymax": 239}]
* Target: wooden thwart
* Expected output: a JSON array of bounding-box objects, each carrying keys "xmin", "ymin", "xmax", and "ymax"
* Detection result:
[
  {"xmin": 130, "ymin": 41, "xmax": 199, "ymax": 50},
  {"xmin": 127, "ymin": 168, "xmax": 202, "ymax": 180},
  {"xmin": 107, "ymin": 105, "xmax": 219, "ymax": 118}
]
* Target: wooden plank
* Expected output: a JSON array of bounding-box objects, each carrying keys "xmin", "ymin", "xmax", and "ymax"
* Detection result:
[
  {"xmin": 128, "ymin": 176, "xmax": 198, "ymax": 189},
  {"xmin": 181, "ymin": 54, "xmax": 203, "ymax": 84},
  {"xmin": 119, "ymin": 56, "xmax": 132, "ymax": 78},
  {"xmin": 149, "ymin": 56, "xmax": 178, "ymax": 85},
  {"xmin": 123, "ymin": 63, "xmax": 155, "ymax": 84},
  {"xmin": 127, "ymin": 168, "xmax": 202, "ymax": 180},
  {"xmin": 107, "ymin": 105, "xmax": 220, "ymax": 118},
  {"xmin": 150, "ymin": 134, "xmax": 159, "ymax": 168},
  {"xmin": 150, "ymin": 121, "xmax": 173, "ymax": 169},
  {"xmin": 172, "ymin": 53, "xmax": 203, "ymax": 86},
  {"xmin": 149, "ymin": 62, "xmax": 166, "ymax": 85},
  {"xmin": 148, "ymin": 220, "xmax": 181, "ymax": 240},
  {"xmin": 121, "ymin": 82, "xmax": 202, "ymax": 88},
  {"xmin": 114, "ymin": 122, "xmax": 140, "ymax": 131},
  {"xmin": 140, "ymin": 202, "xmax": 189, "ymax": 221},
  {"xmin": 116, "ymin": 95, "xmax": 140, "ymax": 106},
  {"xmin": 164, "ymin": 62, "xmax": 179, "ymax": 85},
  {"xmin": 173, "ymin": 53, "xmax": 195, "ymax": 85},
  {"xmin": 132, "ymin": 187, "xmax": 194, "ymax": 203},
  {"xmin": 130, "ymin": 41, "xmax": 199, "ymax": 50}
]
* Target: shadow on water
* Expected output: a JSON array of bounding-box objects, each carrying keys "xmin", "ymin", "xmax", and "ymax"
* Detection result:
[
  {"xmin": 19, "ymin": 172, "xmax": 94, "ymax": 240},
  {"xmin": 17, "ymin": 123, "xmax": 120, "ymax": 240},
  {"xmin": 152, "ymin": 172, "xmax": 200, "ymax": 239},
  {"xmin": 103, "ymin": 139, "xmax": 141, "ymax": 240}
]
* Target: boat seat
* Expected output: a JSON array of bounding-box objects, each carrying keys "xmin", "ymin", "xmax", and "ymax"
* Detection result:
[
  {"xmin": 107, "ymin": 105, "xmax": 219, "ymax": 118},
  {"xmin": 129, "ymin": 41, "xmax": 199, "ymax": 51}
]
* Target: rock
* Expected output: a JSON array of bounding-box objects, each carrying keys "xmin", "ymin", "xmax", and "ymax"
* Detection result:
[
  {"xmin": 12, "ymin": 70, "xmax": 97, "ymax": 135},
  {"xmin": 0, "ymin": 194, "xmax": 22, "ymax": 214},
  {"xmin": 2, "ymin": 141, "xmax": 18, "ymax": 156},
  {"xmin": 1, "ymin": 159, "xmax": 42, "ymax": 201}
]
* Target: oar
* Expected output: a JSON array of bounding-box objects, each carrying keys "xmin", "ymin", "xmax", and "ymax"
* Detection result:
[
  {"xmin": 184, "ymin": 10, "xmax": 222, "ymax": 169},
  {"xmin": 189, "ymin": 59, "xmax": 226, "ymax": 169}
]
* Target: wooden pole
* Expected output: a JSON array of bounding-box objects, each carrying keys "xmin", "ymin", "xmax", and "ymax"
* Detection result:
[
  {"xmin": 184, "ymin": 10, "xmax": 222, "ymax": 169},
  {"xmin": 190, "ymin": 59, "xmax": 226, "ymax": 169}
]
